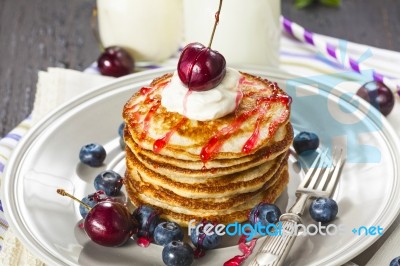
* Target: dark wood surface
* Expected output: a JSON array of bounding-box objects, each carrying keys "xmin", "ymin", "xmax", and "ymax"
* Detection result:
[{"xmin": 0, "ymin": 0, "xmax": 399, "ymax": 137}]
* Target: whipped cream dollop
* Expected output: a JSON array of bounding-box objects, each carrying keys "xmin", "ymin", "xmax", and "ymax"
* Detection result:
[{"xmin": 161, "ymin": 68, "xmax": 241, "ymax": 121}]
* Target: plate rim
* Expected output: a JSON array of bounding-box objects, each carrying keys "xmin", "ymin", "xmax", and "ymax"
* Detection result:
[{"xmin": 3, "ymin": 66, "xmax": 400, "ymax": 266}]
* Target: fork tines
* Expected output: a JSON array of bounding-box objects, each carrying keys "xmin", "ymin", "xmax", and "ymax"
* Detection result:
[{"xmin": 297, "ymin": 147, "xmax": 345, "ymax": 198}]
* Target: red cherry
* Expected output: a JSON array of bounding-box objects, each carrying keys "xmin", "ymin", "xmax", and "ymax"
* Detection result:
[
  {"xmin": 97, "ymin": 46, "xmax": 134, "ymax": 77},
  {"xmin": 84, "ymin": 201, "xmax": 138, "ymax": 247},
  {"xmin": 356, "ymin": 81, "xmax": 395, "ymax": 116},
  {"xmin": 177, "ymin": 43, "xmax": 226, "ymax": 91}
]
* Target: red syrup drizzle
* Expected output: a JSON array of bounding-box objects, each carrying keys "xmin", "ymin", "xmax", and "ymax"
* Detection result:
[
  {"xmin": 140, "ymin": 86, "xmax": 153, "ymax": 96},
  {"xmin": 225, "ymin": 204, "xmax": 266, "ymax": 265},
  {"xmin": 223, "ymin": 234, "xmax": 258, "ymax": 266},
  {"xmin": 266, "ymin": 94, "xmax": 291, "ymax": 137},
  {"xmin": 124, "ymin": 87, "xmax": 152, "ymax": 113},
  {"xmin": 194, "ymin": 234, "xmax": 206, "ymax": 258},
  {"xmin": 129, "ymin": 80, "xmax": 170, "ymax": 135},
  {"xmin": 153, "ymin": 117, "xmax": 188, "ymax": 153},
  {"xmin": 200, "ymin": 108, "xmax": 259, "ymax": 164},
  {"xmin": 199, "ymin": 90, "xmax": 291, "ymax": 164},
  {"xmin": 241, "ymin": 103, "xmax": 269, "ymax": 154},
  {"xmin": 137, "ymin": 235, "xmax": 151, "ymax": 248},
  {"xmin": 140, "ymin": 100, "xmax": 161, "ymax": 140},
  {"xmin": 193, "ymin": 220, "xmax": 212, "ymax": 258}
]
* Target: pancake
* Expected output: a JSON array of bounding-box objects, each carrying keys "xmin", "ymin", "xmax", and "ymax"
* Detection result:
[
  {"xmin": 122, "ymin": 70, "xmax": 293, "ymax": 227},
  {"xmin": 124, "ymin": 166, "xmax": 289, "ymax": 226},
  {"xmin": 125, "ymin": 147, "xmax": 288, "ymax": 198},
  {"xmin": 125, "ymin": 161, "xmax": 287, "ymax": 211},
  {"xmin": 123, "ymin": 72, "xmax": 291, "ymax": 162},
  {"xmin": 124, "ymin": 122, "xmax": 293, "ymax": 175}
]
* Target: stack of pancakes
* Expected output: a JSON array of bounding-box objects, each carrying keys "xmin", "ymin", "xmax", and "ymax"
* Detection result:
[{"xmin": 123, "ymin": 72, "xmax": 293, "ymax": 226}]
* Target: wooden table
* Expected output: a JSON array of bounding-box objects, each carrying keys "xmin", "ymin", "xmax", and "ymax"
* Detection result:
[{"xmin": 0, "ymin": 0, "xmax": 399, "ymax": 137}]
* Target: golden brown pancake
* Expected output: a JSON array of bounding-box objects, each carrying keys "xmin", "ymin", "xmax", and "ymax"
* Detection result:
[
  {"xmin": 125, "ymin": 162, "xmax": 287, "ymax": 212},
  {"xmin": 124, "ymin": 123, "xmax": 293, "ymax": 176},
  {"xmin": 122, "ymin": 71, "xmax": 293, "ymax": 227},
  {"xmin": 125, "ymin": 147, "xmax": 288, "ymax": 198},
  {"xmin": 124, "ymin": 167, "xmax": 289, "ymax": 226}
]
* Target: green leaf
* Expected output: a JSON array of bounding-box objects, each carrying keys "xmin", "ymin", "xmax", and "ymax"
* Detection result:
[
  {"xmin": 319, "ymin": 0, "xmax": 341, "ymax": 7},
  {"xmin": 295, "ymin": 0, "xmax": 315, "ymax": 8}
]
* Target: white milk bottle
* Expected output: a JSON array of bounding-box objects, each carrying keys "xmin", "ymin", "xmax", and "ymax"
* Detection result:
[
  {"xmin": 97, "ymin": 0, "xmax": 183, "ymax": 62},
  {"xmin": 183, "ymin": 0, "xmax": 280, "ymax": 67}
]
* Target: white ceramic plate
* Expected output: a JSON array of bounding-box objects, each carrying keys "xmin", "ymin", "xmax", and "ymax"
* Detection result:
[{"xmin": 3, "ymin": 67, "xmax": 400, "ymax": 266}]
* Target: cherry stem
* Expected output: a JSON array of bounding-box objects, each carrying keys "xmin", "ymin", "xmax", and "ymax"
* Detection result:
[
  {"xmin": 208, "ymin": 0, "xmax": 223, "ymax": 48},
  {"xmin": 57, "ymin": 189, "xmax": 92, "ymax": 210}
]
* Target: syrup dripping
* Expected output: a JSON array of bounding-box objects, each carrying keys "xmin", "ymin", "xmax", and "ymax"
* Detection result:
[
  {"xmin": 135, "ymin": 206, "xmax": 158, "ymax": 248},
  {"xmin": 224, "ymin": 234, "xmax": 258, "ymax": 266},
  {"xmin": 137, "ymin": 236, "xmax": 151, "ymax": 248},
  {"xmin": 139, "ymin": 86, "xmax": 153, "ymax": 96},
  {"xmin": 194, "ymin": 233, "xmax": 206, "ymax": 258},
  {"xmin": 241, "ymin": 104, "xmax": 268, "ymax": 154},
  {"xmin": 193, "ymin": 220, "xmax": 213, "ymax": 258},
  {"xmin": 199, "ymin": 90, "xmax": 291, "ymax": 163},
  {"xmin": 242, "ymin": 93, "xmax": 291, "ymax": 154},
  {"xmin": 153, "ymin": 117, "xmax": 188, "ymax": 153},
  {"xmin": 200, "ymin": 108, "xmax": 259, "ymax": 163},
  {"xmin": 140, "ymin": 100, "xmax": 161, "ymax": 140},
  {"xmin": 268, "ymin": 109, "xmax": 289, "ymax": 137}
]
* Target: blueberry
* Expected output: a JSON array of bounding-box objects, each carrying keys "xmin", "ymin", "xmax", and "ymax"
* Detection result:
[
  {"xmin": 162, "ymin": 241, "xmax": 194, "ymax": 266},
  {"xmin": 79, "ymin": 191, "xmax": 108, "ymax": 218},
  {"xmin": 309, "ymin": 197, "xmax": 338, "ymax": 223},
  {"xmin": 293, "ymin": 131, "xmax": 319, "ymax": 155},
  {"xmin": 119, "ymin": 137, "xmax": 126, "ymax": 150},
  {"xmin": 249, "ymin": 203, "xmax": 281, "ymax": 227},
  {"xmin": 154, "ymin": 222, "xmax": 184, "ymax": 246},
  {"xmin": 190, "ymin": 221, "xmax": 221, "ymax": 250},
  {"xmin": 79, "ymin": 143, "xmax": 106, "ymax": 167},
  {"xmin": 390, "ymin": 256, "xmax": 400, "ymax": 266},
  {"xmin": 94, "ymin": 170, "xmax": 123, "ymax": 196},
  {"xmin": 133, "ymin": 205, "xmax": 159, "ymax": 237},
  {"xmin": 118, "ymin": 122, "xmax": 125, "ymax": 137},
  {"xmin": 79, "ymin": 196, "xmax": 97, "ymax": 219}
]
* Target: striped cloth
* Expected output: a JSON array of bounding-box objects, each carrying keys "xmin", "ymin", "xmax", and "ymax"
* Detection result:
[
  {"xmin": 0, "ymin": 117, "xmax": 33, "ymax": 248},
  {"xmin": 0, "ymin": 26, "xmax": 399, "ymax": 265}
]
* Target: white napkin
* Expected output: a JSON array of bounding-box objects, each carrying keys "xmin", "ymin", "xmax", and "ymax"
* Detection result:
[{"xmin": 0, "ymin": 68, "xmax": 112, "ymax": 266}]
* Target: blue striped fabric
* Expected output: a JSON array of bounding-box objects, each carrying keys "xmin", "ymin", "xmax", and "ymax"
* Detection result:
[{"xmin": 0, "ymin": 117, "xmax": 33, "ymax": 248}]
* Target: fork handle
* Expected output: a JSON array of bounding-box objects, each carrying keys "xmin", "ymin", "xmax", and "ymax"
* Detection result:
[{"xmin": 248, "ymin": 214, "xmax": 302, "ymax": 266}]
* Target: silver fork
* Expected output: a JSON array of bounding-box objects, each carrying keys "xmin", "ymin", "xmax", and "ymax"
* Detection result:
[{"xmin": 248, "ymin": 148, "xmax": 346, "ymax": 266}]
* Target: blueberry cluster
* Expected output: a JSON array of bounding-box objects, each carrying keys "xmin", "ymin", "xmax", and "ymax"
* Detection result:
[{"xmin": 133, "ymin": 206, "xmax": 194, "ymax": 266}]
